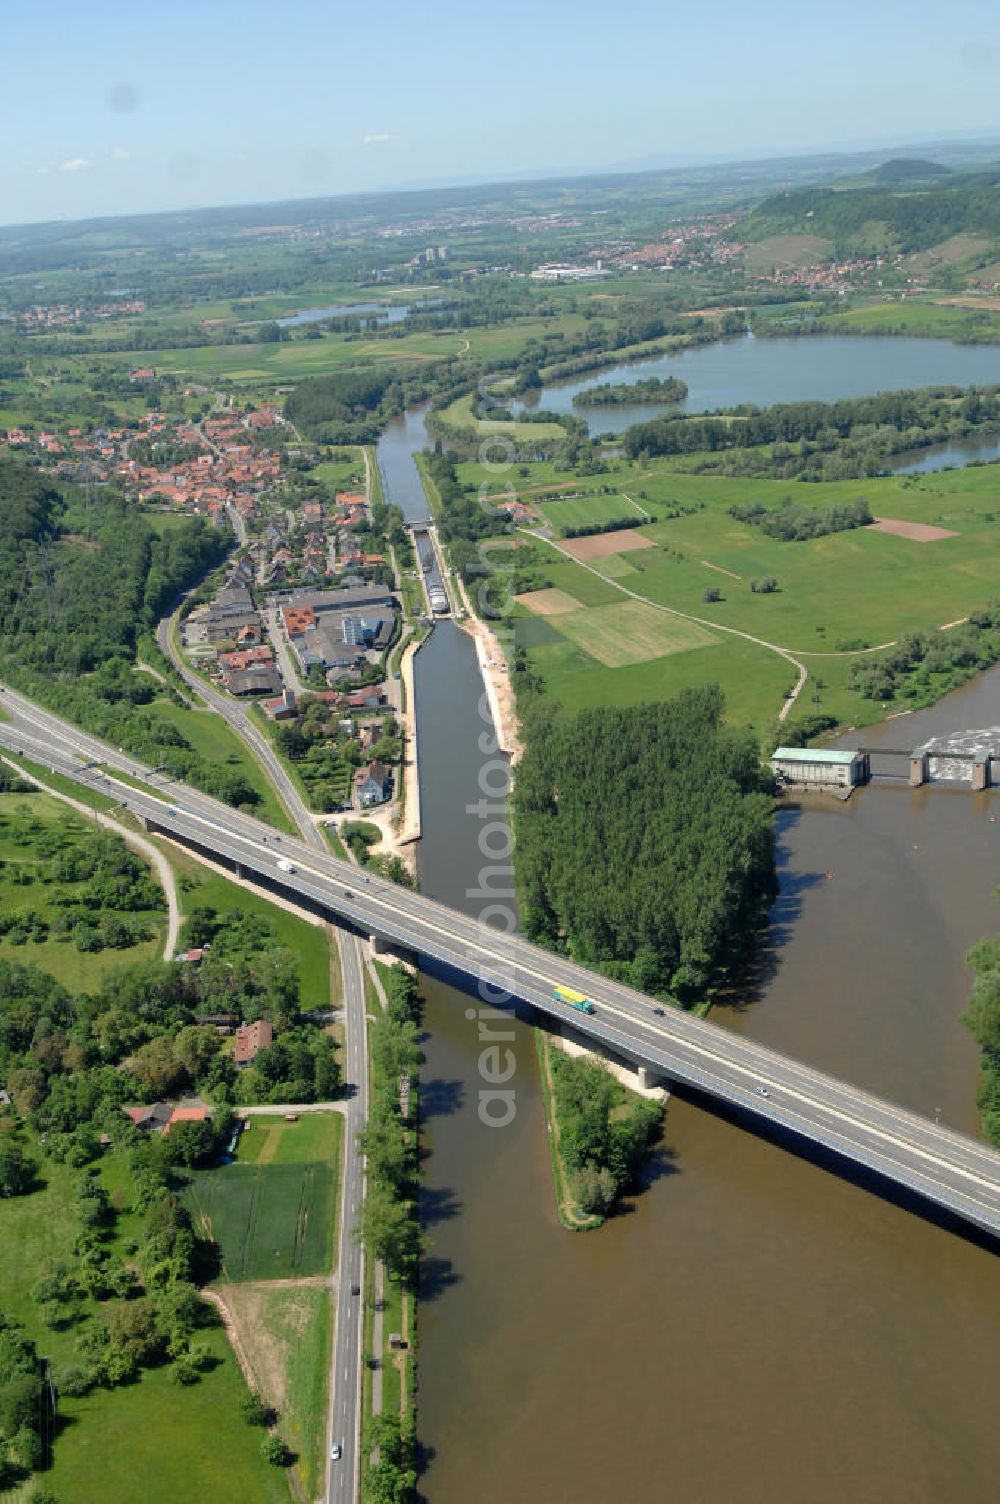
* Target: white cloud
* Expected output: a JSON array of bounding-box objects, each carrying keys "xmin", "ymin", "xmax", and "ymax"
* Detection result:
[
  {"xmin": 59, "ymin": 157, "xmax": 91, "ymax": 172},
  {"xmin": 111, "ymin": 145, "xmax": 130, "ymax": 161},
  {"xmin": 362, "ymin": 132, "xmax": 399, "ymax": 146}
]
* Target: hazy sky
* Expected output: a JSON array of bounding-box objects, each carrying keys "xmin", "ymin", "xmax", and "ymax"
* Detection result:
[{"xmin": 5, "ymin": 0, "xmax": 1000, "ymax": 225}]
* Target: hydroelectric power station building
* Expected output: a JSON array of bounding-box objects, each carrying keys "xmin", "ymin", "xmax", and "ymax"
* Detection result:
[{"xmin": 771, "ymin": 746, "xmax": 868, "ymax": 790}]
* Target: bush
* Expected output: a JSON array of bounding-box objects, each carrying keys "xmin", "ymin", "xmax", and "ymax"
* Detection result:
[{"xmin": 260, "ymin": 1435, "xmax": 291, "ymax": 1467}]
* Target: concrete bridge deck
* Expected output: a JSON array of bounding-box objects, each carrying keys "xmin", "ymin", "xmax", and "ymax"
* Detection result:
[{"xmin": 2, "ymin": 688, "xmax": 1000, "ymax": 1241}]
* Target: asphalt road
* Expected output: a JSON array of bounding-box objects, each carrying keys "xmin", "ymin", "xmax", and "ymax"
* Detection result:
[
  {"xmin": 4, "ymin": 688, "xmax": 1000, "ymax": 1246},
  {"xmin": 127, "ymin": 630, "xmax": 365, "ymax": 1503}
]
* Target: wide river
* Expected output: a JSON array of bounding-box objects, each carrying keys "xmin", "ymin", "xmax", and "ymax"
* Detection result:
[{"xmin": 376, "ymin": 340, "xmax": 1000, "ymax": 1503}]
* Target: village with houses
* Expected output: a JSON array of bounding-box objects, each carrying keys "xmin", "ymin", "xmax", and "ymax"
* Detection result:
[{"xmin": 1, "ymin": 380, "xmax": 416, "ymax": 845}]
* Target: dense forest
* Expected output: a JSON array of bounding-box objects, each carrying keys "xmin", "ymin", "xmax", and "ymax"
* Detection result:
[
  {"xmin": 284, "ymin": 367, "xmax": 405, "ymax": 443},
  {"xmin": 513, "ymin": 688, "xmax": 776, "ymax": 1001},
  {"xmin": 574, "ymin": 375, "xmax": 688, "ymax": 407},
  {"xmin": 0, "ymin": 462, "xmax": 267, "ymax": 806},
  {"xmin": 623, "ymin": 385, "xmax": 1000, "ymax": 480}
]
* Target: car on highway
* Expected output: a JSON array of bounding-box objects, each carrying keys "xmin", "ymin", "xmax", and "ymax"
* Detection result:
[
  {"xmin": 330, "ymin": 1442, "xmax": 342, "ymax": 1462},
  {"xmin": 758, "ymin": 1086, "xmax": 770, "ymax": 1098},
  {"xmin": 652, "ymin": 1006, "xmax": 665, "ymax": 1016},
  {"xmin": 276, "ymin": 858, "xmax": 296, "ymax": 874}
]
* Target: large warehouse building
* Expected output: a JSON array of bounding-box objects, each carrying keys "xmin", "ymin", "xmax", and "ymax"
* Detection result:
[{"xmin": 770, "ymin": 746, "xmax": 869, "ymax": 790}]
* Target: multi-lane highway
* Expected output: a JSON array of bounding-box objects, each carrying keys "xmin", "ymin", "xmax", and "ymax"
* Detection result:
[{"xmin": 3, "ymin": 685, "xmax": 1000, "ymax": 1246}]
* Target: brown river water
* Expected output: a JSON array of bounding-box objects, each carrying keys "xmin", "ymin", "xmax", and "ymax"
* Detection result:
[
  {"xmin": 412, "ymin": 634, "xmax": 1000, "ymax": 1504},
  {"xmin": 378, "ymin": 383, "xmax": 1000, "ymax": 1504}
]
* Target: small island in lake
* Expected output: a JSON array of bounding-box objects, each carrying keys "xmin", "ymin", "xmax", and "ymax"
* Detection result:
[{"xmin": 573, "ymin": 375, "xmax": 688, "ymax": 407}]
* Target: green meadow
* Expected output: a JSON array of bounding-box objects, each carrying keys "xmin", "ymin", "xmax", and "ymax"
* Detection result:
[
  {"xmin": 510, "ymin": 458, "xmax": 1000, "ymax": 729},
  {"xmin": 0, "ymin": 787, "xmax": 165, "ymax": 985},
  {"xmin": 0, "ymin": 1146, "xmax": 290, "ymax": 1504}
]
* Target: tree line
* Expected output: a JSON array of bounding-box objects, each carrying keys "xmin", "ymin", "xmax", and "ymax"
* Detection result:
[
  {"xmin": 550, "ymin": 1049, "xmax": 661, "ymax": 1219},
  {"xmin": 729, "ymin": 495, "xmax": 872, "ymax": 541},
  {"xmin": 847, "ymin": 603, "xmax": 1000, "ymax": 704},
  {"xmin": 513, "ymin": 687, "xmax": 777, "ymax": 1002},
  {"xmin": 574, "ymin": 375, "xmax": 688, "ymax": 407}
]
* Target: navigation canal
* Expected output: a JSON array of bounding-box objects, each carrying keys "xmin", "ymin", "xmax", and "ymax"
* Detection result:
[{"xmin": 375, "ymin": 346, "xmax": 1000, "ymax": 1504}]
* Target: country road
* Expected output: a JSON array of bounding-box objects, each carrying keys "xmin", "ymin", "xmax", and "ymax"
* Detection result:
[{"xmin": 155, "ymin": 605, "xmax": 369, "ymax": 1503}]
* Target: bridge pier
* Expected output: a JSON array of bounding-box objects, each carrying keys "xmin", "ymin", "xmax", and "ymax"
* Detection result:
[
  {"xmin": 973, "ymin": 752, "xmax": 992, "ymax": 791},
  {"xmin": 636, "ymin": 1065, "xmax": 664, "ymax": 1092},
  {"xmin": 909, "ymin": 751, "xmax": 929, "ymax": 787},
  {"xmin": 369, "ymin": 933, "xmax": 392, "ymax": 956}
]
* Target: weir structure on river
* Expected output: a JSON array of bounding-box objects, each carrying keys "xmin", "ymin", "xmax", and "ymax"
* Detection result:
[{"xmin": 860, "ymin": 744, "xmax": 999, "ymax": 790}]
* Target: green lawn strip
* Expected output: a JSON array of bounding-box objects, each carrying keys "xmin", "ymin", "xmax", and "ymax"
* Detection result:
[
  {"xmin": 362, "ymin": 1256, "xmax": 376, "ymax": 1430},
  {"xmin": 533, "ymin": 1032, "xmax": 602, "ymax": 1232},
  {"xmin": 98, "ymin": 765, "xmax": 174, "ymax": 801},
  {"xmin": 142, "ymin": 699, "xmax": 295, "ymax": 834},
  {"xmin": 323, "ymin": 823, "xmax": 350, "ymax": 860},
  {"xmin": 6, "ymin": 752, "xmax": 118, "ymax": 812},
  {"xmin": 258, "ymin": 1284, "xmax": 332, "ymax": 1499},
  {"xmin": 367, "ymin": 958, "xmax": 416, "ymax": 1421},
  {"xmin": 413, "ymin": 451, "xmax": 443, "ymax": 521},
  {"xmin": 365, "ymin": 444, "xmax": 384, "ymax": 508},
  {"xmin": 399, "ymin": 571, "xmax": 427, "ymax": 621},
  {"xmin": 379, "ymin": 1275, "xmax": 404, "ymax": 1416}
]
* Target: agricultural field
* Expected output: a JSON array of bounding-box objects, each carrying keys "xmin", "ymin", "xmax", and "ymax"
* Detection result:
[
  {"xmin": 215, "ymin": 1282, "xmax": 332, "ymax": 1502},
  {"xmin": 508, "ymin": 457, "xmax": 1000, "ymax": 729},
  {"xmin": 744, "ymin": 233, "xmax": 834, "ymax": 272},
  {"xmin": 185, "ymin": 1114, "xmax": 342, "ymax": 1281},
  {"xmin": 86, "ymin": 329, "xmax": 468, "ymax": 386},
  {"xmin": 817, "ymin": 298, "xmax": 1000, "ymax": 339}
]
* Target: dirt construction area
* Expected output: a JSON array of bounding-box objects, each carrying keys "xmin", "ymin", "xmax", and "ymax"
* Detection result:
[
  {"xmin": 868, "ymin": 518, "xmax": 958, "ymax": 543},
  {"xmin": 560, "ymin": 529, "xmax": 656, "ymax": 560}
]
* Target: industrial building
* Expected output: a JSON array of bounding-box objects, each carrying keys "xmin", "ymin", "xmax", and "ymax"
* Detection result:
[{"xmin": 771, "ymin": 746, "xmax": 868, "ymax": 790}]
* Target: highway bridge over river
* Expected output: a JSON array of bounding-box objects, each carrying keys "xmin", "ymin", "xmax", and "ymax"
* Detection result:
[{"xmin": 2, "ymin": 686, "xmax": 1000, "ymax": 1241}]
